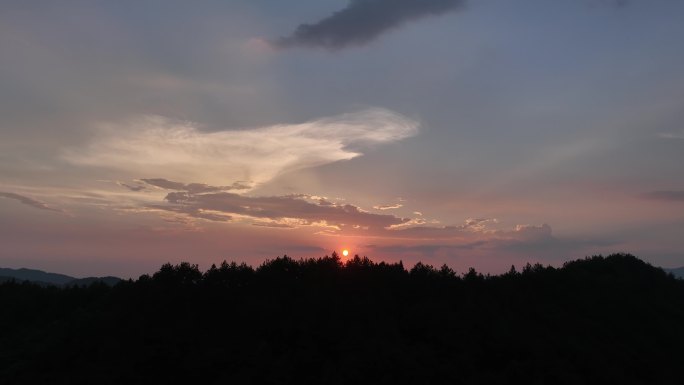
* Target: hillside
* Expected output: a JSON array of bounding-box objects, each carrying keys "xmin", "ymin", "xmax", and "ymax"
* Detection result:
[
  {"xmin": 0, "ymin": 267, "xmax": 75, "ymax": 285},
  {"xmin": 0, "ymin": 267, "xmax": 121, "ymax": 287},
  {"xmin": 1, "ymin": 253, "xmax": 683, "ymax": 384}
]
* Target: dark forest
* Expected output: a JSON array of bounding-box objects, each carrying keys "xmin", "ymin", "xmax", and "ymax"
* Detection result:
[{"xmin": 2, "ymin": 253, "xmax": 683, "ymax": 384}]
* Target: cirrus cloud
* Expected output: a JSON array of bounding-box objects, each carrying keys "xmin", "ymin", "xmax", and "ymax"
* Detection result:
[
  {"xmin": 62, "ymin": 108, "xmax": 419, "ymax": 189},
  {"xmin": 0, "ymin": 192, "xmax": 64, "ymax": 213}
]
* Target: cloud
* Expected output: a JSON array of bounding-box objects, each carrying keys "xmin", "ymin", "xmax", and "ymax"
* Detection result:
[
  {"xmin": 464, "ymin": 217, "xmax": 498, "ymax": 231},
  {"xmin": 141, "ymin": 178, "xmax": 251, "ymax": 194},
  {"xmin": 152, "ymin": 205, "xmax": 233, "ymax": 223},
  {"xmin": 284, "ymin": 194, "xmax": 338, "ymax": 207},
  {"xmin": 384, "ymin": 221, "xmax": 549, "ymax": 241},
  {"xmin": 641, "ymin": 190, "xmax": 684, "ymax": 202},
  {"xmin": 505, "ymin": 224, "xmax": 553, "ymax": 243},
  {"xmin": 117, "ymin": 182, "xmax": 146, "ymax": 192},
  {"xmin": 252, "ymin": 222, "xmax": 297, "ymax": 229},
  {"xmin": 274, "ymin": 0, "xmax": 466, "ymax": 50},
  {"xmin": 317, "ymin": 198, "xmax": 335, "ymax": 206},
  {"xmin": 0, "ymin": 192, "xmax": 64, "ymax": 213},
  {"xmin": 143, "ymin": 187, "xmax": 565, "ymax": 257},
  {"xmin": 62, "ymin": 108, "xmax": 419, "ymax": 188},
  {"xmin": 152, "ymin": 191, "xmax": 410, "ymax": 230},
  {"xmin": 373, "ymin": 203, "xmax": 403, "ymax": 210}
]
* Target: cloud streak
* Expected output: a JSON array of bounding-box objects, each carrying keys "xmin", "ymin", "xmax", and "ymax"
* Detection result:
[
  {"xmin": 118, "ymin": 182, "xmax": 146, "ymax": 192},
  {"xmin": 373, "ymin": 203, "xmax": 403, "ymax": 210},
  {"xmin": 62, "ymin": 108, "xmax": 418, "ymax": 188},
  {"xmin": 141, "ymin": 178, "xmax": 251, "ymax": 194},
  {"xmin": 383, "ymin": 221, "xmax": 551, "ymax": 242},
  {"xmin": 144, "ymin": 186, "xmax": 556, "ymax": 251},
  {"xmin": 157, "ymin": 191, "xmax": 410, "ymax": 230},
  {"xmin": 274, "ymin": 0, "xmax": 466, "ymax": 50},
  {"xmin": 0, "ymin": 192, "xmax": 64, "ymax": 213}
]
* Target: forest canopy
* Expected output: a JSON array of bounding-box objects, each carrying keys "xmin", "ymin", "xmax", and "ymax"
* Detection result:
[{"xmin": 1, "ymin": 253, "xmax": 683, "ymax": 384}]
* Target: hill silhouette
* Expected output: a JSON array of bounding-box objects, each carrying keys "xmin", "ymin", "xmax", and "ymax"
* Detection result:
[
  {"xmin": 0, "ymin": 267, "xmax": 121, "ymax": 287},
  {"xmin": 1, "ymin": 253, "xmax": 683, "ymax": 384},
  {"xmin": 0, "ymin": 267, "xmax": 75, "ymax": 285}
]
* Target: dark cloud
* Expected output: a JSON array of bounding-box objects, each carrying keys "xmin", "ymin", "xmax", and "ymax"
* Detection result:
[
  {"xmin": 317, "ymin": 198, "xmax": 335, "ymax": 206},
  {"xmin": 118, "ymin": 182, "xmax": 146, "ymax": 192},
  {"xmin": 156, "ymin": 191, "xmax": 409, "ymax": 230},
  {"xmin": 274, "ymin": 0, "xmax": 466, "ymax": 50},
  {"xmin": 134, "ymin": 181, "xmax": 607, "ymax": 260},
  {"xmin": 641, "ymin": 190, "xmax": 684, "ymax": 202},
  {"xmin": 505, "ymin": 224, "xmax": 553, "ymax": 243},
  {"xmin": 145, "ymin": 187, "xmax": 561, "ymax": 249},
  {"xmin": 0, "ymin": 192, "xmax": 63, "ymax": 213},
  {"xmin": 141, "ymin": 178, "xmax": 251, "ymax": 194},
  {"xmin": 148, "ymin": 204, "xmax": 232, "ymax": 223}
]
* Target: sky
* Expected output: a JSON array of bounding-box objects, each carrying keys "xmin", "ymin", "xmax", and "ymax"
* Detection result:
[{"xmin": 1, "ymin": 0, "xmax": 683, "ymax": 278}]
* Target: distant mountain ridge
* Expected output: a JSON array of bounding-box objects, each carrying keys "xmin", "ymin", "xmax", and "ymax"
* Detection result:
[
  {"xmin": 665, "ymin": 267, "xmax": 684, "ymax": 279},
  {"xmin": 0, "ymin": 267, "xmax": 121, "ymax": 287}
]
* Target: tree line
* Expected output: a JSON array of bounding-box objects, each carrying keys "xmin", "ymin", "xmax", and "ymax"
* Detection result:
[{"xmin": 1, "ymin": 253, "xmax": 683, "ymax": 384}]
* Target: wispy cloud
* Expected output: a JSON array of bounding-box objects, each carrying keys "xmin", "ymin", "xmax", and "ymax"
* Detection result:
[
  {"xmin": 274, "ymin": 0, "xmax": 466, "ymax": 50},
  {"xmin": 383, "ymin": 221, "xmax": 549, "ymax": 241},
  {"xmin": 62, "ymin": 108, "xmax": 419, "ymax": 189},
  {"xmin": 0, "ymin": 192, "xmax": 64, "ymax": 213},
  {"xmin": 373, "ymin": 203, "xmax": 403, "ymax": 210}
]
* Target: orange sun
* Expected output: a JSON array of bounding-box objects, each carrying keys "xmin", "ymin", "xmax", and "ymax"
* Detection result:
[{"xmin": 342, "ymin": 249, "xmax": 349, "ymax": 257}]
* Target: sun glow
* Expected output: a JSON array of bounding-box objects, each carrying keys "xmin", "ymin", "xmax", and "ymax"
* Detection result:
[{"xmin": 342, "ymin": 249, "xmax": 349, "ymax": 257}]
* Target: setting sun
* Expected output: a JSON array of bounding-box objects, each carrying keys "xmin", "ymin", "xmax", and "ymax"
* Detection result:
[{"xmin": 342, "ymin": 249, "xmax": 349, "ymax": 257}]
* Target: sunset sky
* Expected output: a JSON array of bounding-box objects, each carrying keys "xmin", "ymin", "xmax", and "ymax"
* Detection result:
[{"xmin": 1, "ymin": 0, "xmax": 683, "ymax": 278}]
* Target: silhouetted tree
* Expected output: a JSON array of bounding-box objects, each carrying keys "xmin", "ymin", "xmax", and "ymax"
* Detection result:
[
  {"xmin": 1, "ymin": 253, "xmax": 683, "ymax": 384},
  {"xmin": 153, "ymin": 262, "xmax": 202, "ymax": 286}
]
